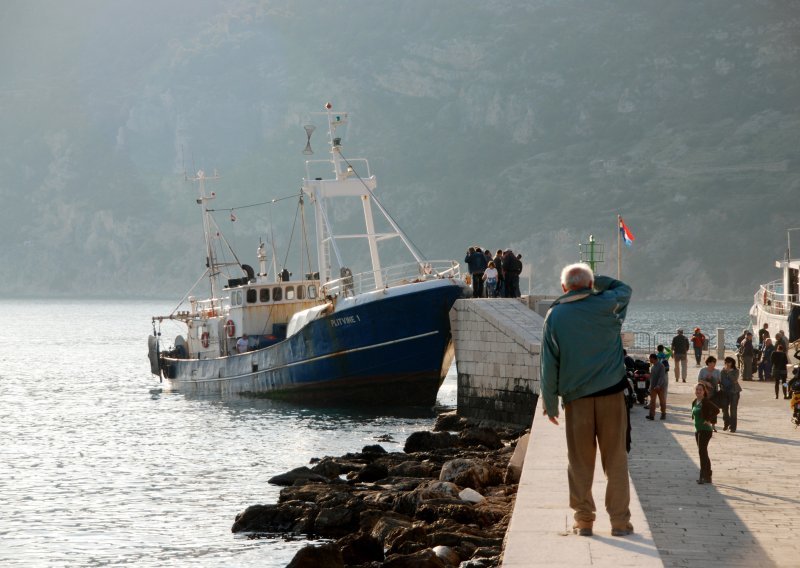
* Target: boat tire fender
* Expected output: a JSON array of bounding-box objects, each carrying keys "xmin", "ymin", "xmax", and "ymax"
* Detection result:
[{"xmin": 201, "ymin": 331, "xmax": 210, "ymax": 348}]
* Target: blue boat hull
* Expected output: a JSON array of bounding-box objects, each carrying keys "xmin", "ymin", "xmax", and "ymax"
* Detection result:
[{"xmin": 160, "ymin": 280, "xmax": 464, "ymax": 405}]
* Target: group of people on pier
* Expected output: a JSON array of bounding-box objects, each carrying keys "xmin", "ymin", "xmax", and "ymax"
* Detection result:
[
  {"xmin": 738, "ymin": 323, "xmax": 798, "ymax": 399},
  {"xmin": 539, "ymin": 261, "xmax": 799, "ymax": 537},
  {"xmin": 643, "ymin": 323, "xmax": 799, "ymax": 486},
  {"xmin": 464, "ymin": 246, "xmax": 523, "ymax": 299}
]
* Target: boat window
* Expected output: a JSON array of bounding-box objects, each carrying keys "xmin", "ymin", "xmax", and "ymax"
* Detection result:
[
  {"xmin": 273, "ymin": 287, "xmax": 283, "ymax": 302},
  {"xmin": 236, "ymin": 291, "xmax": 243, "ymax": 306},
  {"xmin": 297, "ymin": 285, "xmax": 305, "ymax": 300},
  {"xmin": 286, "ymin": 286, "xmax": 295, "ymax": 300},
  {"xmin": 246, "ymin": 289, "xmax": 257, "ymax": 303},
  {"xmin": 260, "ymin": 288, "xmax": 270, "ymax": 303},
  {"xmin": 308, "ymin": 285, "xmax": 317, "ymax": 299}
]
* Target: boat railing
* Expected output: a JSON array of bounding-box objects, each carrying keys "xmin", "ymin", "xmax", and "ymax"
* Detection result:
[
  {"xmin": 192, "ymin": 297, "xmax": 227, "ymax": 319},
  {"xmin": 756, "ymin": 281, "xmax": 799, "ymax": 316},
  {"xmin": 322, "ymin": 260, "xmax": 462, "ymax": 298}
]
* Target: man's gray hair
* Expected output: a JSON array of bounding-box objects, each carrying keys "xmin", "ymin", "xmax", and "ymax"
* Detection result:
[{"xmin": 560, "ymin": 263, "xmax": 594, "ymax": 291}]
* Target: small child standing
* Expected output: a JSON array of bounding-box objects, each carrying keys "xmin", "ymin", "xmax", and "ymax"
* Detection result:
[
  {"xmin": 656, "ymin": 344, "xmax": 672, "ymax": 381},
  {"xmin": 483, "ymin": 261, "xmax": 499, "ymax": 298}
]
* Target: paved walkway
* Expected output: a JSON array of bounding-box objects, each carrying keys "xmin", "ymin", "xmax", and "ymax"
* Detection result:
[{"xmin": 502, "ymin": 376, "xmax": 800, "ymax": 567}]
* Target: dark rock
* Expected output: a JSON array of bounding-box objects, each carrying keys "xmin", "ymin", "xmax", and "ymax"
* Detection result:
[
  {"xmin": 459, "ymin": 559, "xmax": 495, "ymax": 568},
  {"xmin": 314, "ymin": 506, "xmax": 357, "ymax": 536},
  {"xmin": 268, "ymin": 466, "xmax": 330, "ymax": 486},
  {"xmin": 310, "ymin": 457, "xmax": 342, "ymax": 479},
  {"xmin": 355, "ymin": 462, "xmax": 389, "ymax": 482},
  {"xmin": 386, "ymin": 525, "xmax": 429, "ymax": 555},
  {"xmin": 337, "ymin": 531, "xmax": 385, "ymax": 564},
  {"xmin": 286, "ymin": 542, "xmax": 344, "ymax": 568},
  {"xmin": 472, "ymin": 546, "xmax": 502, "ymax": 558},
  {"xmin": 458, "ymin": 427, "xmax": 504, "ymax": 450},
  {"xmin": 439, "ymin": 459, "xmax": 502, "ymax": 490},
  {"xmin": 394, "ymin": 480, "xmax": 461, "ymax": 517},
  {"xmin": 369, "ymin": 511, "xmax": 414, "ymax": 544},
  {"xmin": 433, "ymin": 412, "xmax": 467, "ymax": 432},
  {"xmin": 362, "ymin": 444, "xmax": 388, "ymax": 454},
  {"xmin": 382, "ymin": 548, "xmax": 447, "ymax": 568},
  {"xmin": 431, "ymin": 545, "xmax": 461, "ymax": 566},
  {"xmin": 279, "ymin": 483, "xmax": 342, "ymax": 504},
  {"xmin": 375, "ymin": 434, "xmax": 395, "ymax": 442},
  {"xmin": 404, "ymin": 431, "xmax": 458, "ymax": 453},
  {"xmin": 389, "ymin": 460, "xmax": 437, "ymax": 478},
  {"xmin": 231, "ymin": 502, "xmax": 317, "ymax": 534}
]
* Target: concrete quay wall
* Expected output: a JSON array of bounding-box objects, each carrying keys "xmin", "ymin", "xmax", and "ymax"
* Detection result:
[{"xmin": 448, "ymin": 298, "xmax": 545, "ymax": 428}]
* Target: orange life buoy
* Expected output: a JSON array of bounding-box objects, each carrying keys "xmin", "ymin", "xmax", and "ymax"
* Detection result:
[
  {"xmin": 201, "ymin": 331, "xmax": 210, "ymax": 348},
  {"xmin": 226, "ymin": 319, "xmax": 236, "ymax": 338}
]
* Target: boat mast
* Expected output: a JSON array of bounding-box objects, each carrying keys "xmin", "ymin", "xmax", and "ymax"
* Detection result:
[
  {"xmin": 303, "ymin": 103, "xmax": 424, "ymax": 289},
  {"xmin": 189, "ymin": 169, "xmax": 221, "ymax": 301},
  {"xmin": 323, "ymin": 104, "xmax": 384, "ymax": 287}
]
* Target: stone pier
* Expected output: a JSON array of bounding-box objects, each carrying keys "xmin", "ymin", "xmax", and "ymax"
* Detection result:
[{"xmin": 448, "ymin": 298, "xmax": 544, "ymax": 428}]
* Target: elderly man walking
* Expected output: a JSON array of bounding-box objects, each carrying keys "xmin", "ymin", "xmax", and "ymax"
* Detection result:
[{"xmin": 540, "ymin": 263, "xmax": 634, "ymax": 538}]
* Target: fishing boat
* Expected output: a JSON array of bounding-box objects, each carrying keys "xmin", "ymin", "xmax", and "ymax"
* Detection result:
[
  {"xmin": 148, "ymin": 104, "xmax": 468, "ymax": 405},
  {"xmin": 749, "ymin": 229, "xmax": 800, "ymax": 342}
]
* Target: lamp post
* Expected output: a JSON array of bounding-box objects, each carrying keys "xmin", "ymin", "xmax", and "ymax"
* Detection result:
[{"xmin": 579, "ymin": 235, "xmax": 605, "ymax": 274}]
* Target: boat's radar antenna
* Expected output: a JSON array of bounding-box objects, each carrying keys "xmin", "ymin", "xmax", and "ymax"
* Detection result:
[{"xmin": 303, "ymin": 124, "xmax": 316, "ymax": 155}]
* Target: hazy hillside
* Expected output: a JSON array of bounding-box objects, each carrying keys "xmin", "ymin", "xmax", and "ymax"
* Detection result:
[{"xmin": 1, "ymin": 0, "xmax": 799, "ymax": 301}]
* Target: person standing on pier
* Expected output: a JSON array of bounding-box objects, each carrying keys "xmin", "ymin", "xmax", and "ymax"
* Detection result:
[
  {"xmin": 719, "ymin": 356, "xmax": 741, "ymax": 432},
  {"xmin": 483, "ymin": 261, "xmax": 499, "ymax": 298},
  {"xmin": 656, "ymin": 344, "xmax": 671, "ymax": 380},
  {"xmin": 771, "ymin": 342, "xmax": 789, "ymax": 399},
  {"xmin": 493, "ymin": 249, "xmax": 505, "ymax": 297},
  {"xmin": 691, "ymin": 328, "xmax": 706, "ymax": 367},
  {"xmin": 540, "ymin": 263, "xmax": 634, "ymax": 538},
  {"xmin": 759, "ymin": 337, "xmax": 774, "ymax": 382},
  {"xmin": 671, "ymin": 329, "xmax": 690, "ymax": 383},
  {"xmin": 646, "ymin": 353, "xmax": 668, "ymax": 420},
  {"xmin": 758, "ymin": 322, "xmax": 770, "ymax": 345},
  {"xmin": 692, "ymin": 383, "xmax": 719, "ymax": 484},
  {"xmin": 464, "ymin": 246, "xmax": 487, "ymax": 298},
  {"xmin": 741, "ymin": 331, "xmax": 755, "ymax": 381}
]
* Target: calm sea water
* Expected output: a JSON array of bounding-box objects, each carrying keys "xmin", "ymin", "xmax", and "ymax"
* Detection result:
[{"xmin": 0, "ymin": 299, "xmax": 750, "ymax": 567}]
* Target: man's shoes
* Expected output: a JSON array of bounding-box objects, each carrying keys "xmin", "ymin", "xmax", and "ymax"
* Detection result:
[
  {"xmin": 696, "ymin": 478, "xmax": 705, "ymax": 484},
  {"xmin": 573, "ymin": 523, "xmax": 593, "ymax": 537},
  {"xmin": 645, "ymin": 415, "xmax": 654, "ymax": 420},
  {"xmin": 682, "ymin": 380, "xmax": 686, "ymax": 383},
  {"xmin": 660, "ymin": 414, "xmax": 666, "ymax": 420},
  {"xmin": 723, "ymin": 424, "xmax": 729, "ymax": 431},
  {"xmin": 611, "ymin": 524, "xmax": 634, "ymax": 537}
]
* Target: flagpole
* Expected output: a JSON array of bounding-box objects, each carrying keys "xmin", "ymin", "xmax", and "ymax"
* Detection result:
[{"xmin": 617, "ymin": 214, "xmax": 621, "ymax": 279}]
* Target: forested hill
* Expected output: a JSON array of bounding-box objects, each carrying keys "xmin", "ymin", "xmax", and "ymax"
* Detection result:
[{"xmin": 2, "ymin": 0, "xmax": 799, "ymax": 300}]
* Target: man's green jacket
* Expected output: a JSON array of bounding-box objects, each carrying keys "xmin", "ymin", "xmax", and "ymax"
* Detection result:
[{"xmin": 540, "ymin": 275, "xmax": 632, "ymax": 418}]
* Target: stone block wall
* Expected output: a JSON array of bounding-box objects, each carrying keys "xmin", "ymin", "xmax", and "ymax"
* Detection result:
[{"xmin": 449, "ymin": 299, "xmax": 544, "ymax": 428}]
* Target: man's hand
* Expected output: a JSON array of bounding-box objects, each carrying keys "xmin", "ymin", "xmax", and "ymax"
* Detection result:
[{"xmin": 542, "ymin": 407, "xmax": 559, "ymax": 425}]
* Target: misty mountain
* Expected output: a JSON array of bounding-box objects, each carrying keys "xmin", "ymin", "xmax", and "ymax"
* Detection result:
[{"xmin": 2, "ymin": 0, "xmax": 799, "ymax": 301}]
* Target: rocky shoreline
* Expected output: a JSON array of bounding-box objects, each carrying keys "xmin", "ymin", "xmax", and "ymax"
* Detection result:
[{"xmin": 231, "ymin": 412, "xmax": 528, "ymax": 568}]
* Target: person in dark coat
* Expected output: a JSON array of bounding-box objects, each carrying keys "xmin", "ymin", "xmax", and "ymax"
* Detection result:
[
  {"xmin": 741, "ymin": 332, "xmax": 754, "ymax": 381},
  {"xmin": 671, "ymin": 329, "xmax": 690, "ymax": 383},
  {"xmin": 502, "ymin": 250, "xmax": 521, "ymax": 298},
  {"xmin": 493, "ymin": 249, "xmax": 505, "ymax": 297},
  {"xmin": 464, "ymin": 246, "xmax": 487, "ymax": 298},
  {"xmin": 771, "ymin": 343, "xmax": 789, "ymax": 399}
]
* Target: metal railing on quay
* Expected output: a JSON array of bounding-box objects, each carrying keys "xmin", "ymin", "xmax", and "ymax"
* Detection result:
[{"xmin": 322, "ymin": 260, "xmax": 462, "ymax": 298}]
